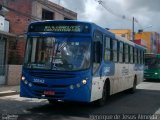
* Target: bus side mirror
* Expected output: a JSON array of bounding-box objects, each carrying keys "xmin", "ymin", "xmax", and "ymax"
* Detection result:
[{"xmin": 93, "ymin": 41, "xmax": 102, "ymax": 63}]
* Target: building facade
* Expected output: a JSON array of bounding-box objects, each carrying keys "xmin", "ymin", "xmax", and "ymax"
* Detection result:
[
  {"xmin": 0, "ymin": 0, "xmax": 77, "ymax": 85},
  {"xmin": 0, "ymin": 30, "xmax": 16, "ymax": 85},
  {"xmin": 110, "ymin": 29, "xmax": 132, "ymax": 40},
  {"xmin": 135, "ymin": 32, "xmax": 160, "ymax": 53},
  {"xmin": 110, "ymin": 29, "xmax": 160, "ymax": 54}
]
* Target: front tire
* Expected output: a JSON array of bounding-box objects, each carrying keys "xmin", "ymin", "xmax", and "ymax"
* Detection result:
[{"xmin": 95, "ymin": 83, "xmax": 108, "ymax": 106}]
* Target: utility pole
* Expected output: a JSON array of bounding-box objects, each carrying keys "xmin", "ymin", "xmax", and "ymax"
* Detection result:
[{"xmin": 58, "ymin": 0, "xmax": 60, "ymax": 5}]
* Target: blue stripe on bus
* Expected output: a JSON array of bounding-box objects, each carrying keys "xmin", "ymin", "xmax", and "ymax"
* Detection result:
[
  {"xmin": 134, "ymin": 64, "xmax": 144, "ymax": 71},
  {"xmin": 93, "ymin": 62, "xmax": 115, "ymax": 77}
]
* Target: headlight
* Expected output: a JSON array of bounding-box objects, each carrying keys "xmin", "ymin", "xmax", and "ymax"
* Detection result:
[
  {"xmin": 155, "ymin": 73, "xmax": 158, "ymax": 75},
  {"xmin": 22, "ymin": 76, "xmax": 25, "ymax": 81},
  {"xmin": 82, "ymin": 80, "xmax": 87, "ymax": 85}
]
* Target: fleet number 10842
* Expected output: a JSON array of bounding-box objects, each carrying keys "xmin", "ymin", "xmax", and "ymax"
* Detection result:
[{"xmin": 33, "ymin": 78, "xmax": 45, "ymax": 84}]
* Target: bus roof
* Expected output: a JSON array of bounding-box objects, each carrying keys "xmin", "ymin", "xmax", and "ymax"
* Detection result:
[{"xmin": 28, "ymin": 20, "xmax": 146, "ymax": 50}]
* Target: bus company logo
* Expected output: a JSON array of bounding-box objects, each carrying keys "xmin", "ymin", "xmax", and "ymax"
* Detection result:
[
  {"xmin": 33, "ymin": 78, "xmax": 45, "ymax": 84},
  {"xmin": 134, "ymin": 65, "xmax": 144, "ymax": 71},
  {"xmin": 104, "ymin": 67, "xmax": 110, "ymax": 73}
]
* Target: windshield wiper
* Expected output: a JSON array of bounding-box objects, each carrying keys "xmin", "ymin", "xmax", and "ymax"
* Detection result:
[{"xmin": 51, "ymin": 39, "xmax": 68, "ymax": 70}]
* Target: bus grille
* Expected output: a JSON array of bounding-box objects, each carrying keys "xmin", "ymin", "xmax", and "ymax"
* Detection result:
[
  {"xmin": 29, "ymin": 71, "xmax": 76, "ymax": 79},
  {"xmin": 32, "ymin": 82, "xmax": 69, "ymax": 88}
]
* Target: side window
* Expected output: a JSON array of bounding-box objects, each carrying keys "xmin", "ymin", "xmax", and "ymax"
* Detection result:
[
  {"xmin": 124, "ymin": 44, "xmax": 129, "ymax": 63},
  {"xmin": 130, "ymin": 46, "xmax": 134, "ymax": 63},
  {"xmin": 119, "ymin": 42, "xmax": 123, "ymax": 62},
  {"xmin": 112, "ymin": 40, "xmax": 118, "ymax": 62},
  {"xmin": 104, "ymin": 37, "xmax": 111, "ymax": 61},
  {"xmin": 134, "ymin": 48, "xmax": 137, "ymax": 64}
]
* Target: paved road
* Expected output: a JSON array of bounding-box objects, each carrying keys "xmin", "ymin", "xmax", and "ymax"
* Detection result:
[{"xmin": 0, "ymin": 81, "xmax": 160, "ymax": 120}]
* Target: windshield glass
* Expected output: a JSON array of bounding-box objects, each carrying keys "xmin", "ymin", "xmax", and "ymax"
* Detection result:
[
  {"xmin": 145, "ymin": 58, "xmax": 160, "ymax": 69},
  {"xmin": 24, "ymin": 37, "xmax": 91, "ymax": 71}
]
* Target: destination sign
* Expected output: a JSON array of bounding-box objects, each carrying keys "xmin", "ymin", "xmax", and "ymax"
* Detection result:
[
  {"xmin": 43, "ymin": 25, "xmax": 81, "ymax": 32},
  {"xmin": 28, "ymin": 22, "xmax": 91, "ymax": 33}
]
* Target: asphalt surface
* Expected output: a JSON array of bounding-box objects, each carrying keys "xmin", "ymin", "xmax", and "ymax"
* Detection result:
[{"xmin": 0, "ymin": 81, "xmax": 160, "ymax": 120}]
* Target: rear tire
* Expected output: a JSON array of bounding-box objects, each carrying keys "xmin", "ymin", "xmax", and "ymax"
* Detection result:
[{"xmin": 129, "ymin": 78, "xmax": 137, "ymax": 94}]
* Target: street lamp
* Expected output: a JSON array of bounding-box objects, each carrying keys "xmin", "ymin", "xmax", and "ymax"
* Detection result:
[
  {"xmin": 132, "ymin": 17, "xmax": 139, "ymax": 41},
  {"xmin": 138, "ymin": 25, "xmax": 152, "ymax": 33}
]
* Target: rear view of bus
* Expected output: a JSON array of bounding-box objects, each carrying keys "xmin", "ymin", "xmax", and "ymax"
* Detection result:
[{"xmin": 144, "ymin": 53, "xmax": 160, "ymax": 80}]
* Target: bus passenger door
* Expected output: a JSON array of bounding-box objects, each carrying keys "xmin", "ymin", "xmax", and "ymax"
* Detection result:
[
  {"xmin": 93, "ymin": 31, "xmax": 103, "ymax": 75},
  {"xmin": 91, "ymin": 31, "xmax": 103, "ymax": 101}
]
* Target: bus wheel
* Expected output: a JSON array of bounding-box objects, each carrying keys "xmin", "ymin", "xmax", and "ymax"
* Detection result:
[
  {"xmin": 96, "ymin": 83, "xmax": 108, "ymax": 106},
  {"xmin": 129, "ymin": 78, "xmax": 137, "ymax": 94}
]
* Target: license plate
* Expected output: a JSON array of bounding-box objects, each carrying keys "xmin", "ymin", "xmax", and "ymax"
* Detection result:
[{"xmin": 44, "ymin": 91, "xmax": 55, "ymax": 95}]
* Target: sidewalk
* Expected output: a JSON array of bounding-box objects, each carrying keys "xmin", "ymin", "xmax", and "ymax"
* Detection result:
[{"xmin": 0, "ymin": 85, "xmax": 20, "ymax": 96}]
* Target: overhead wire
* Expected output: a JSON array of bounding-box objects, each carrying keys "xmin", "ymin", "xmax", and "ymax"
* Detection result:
[{"xmin": 96, "ymin": 0, "xmax": 143, "ymax": 28}]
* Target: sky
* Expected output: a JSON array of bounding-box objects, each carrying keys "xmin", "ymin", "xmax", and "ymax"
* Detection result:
[{"xmin": 49, "ymin": 0, "xmax": 160, "ymax": 33}]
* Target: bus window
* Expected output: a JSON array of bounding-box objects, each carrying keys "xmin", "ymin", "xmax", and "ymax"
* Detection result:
[
  {"xmin": 124, "ymin": 44, "xmax": 129, "ymax": 63},
  {"xmin": 130, "ymin": 46, "xmax": 134, "ymax": 63},
  {"xmin": 134, "ymin": 48, "xmax": 137, "ymax": 64},
  {"xmin": 112, "ymin": 40, "xmax": 118, "ymax": 62},
  {"xmin": 24, "ymin": 37, "xmax": 91, "ymax": 71},
  {"xmin": 119, "ymin": 42, "xmax": 123, "ymax": 63},
  {"xmin": 104, "ymin": 37, "xmax": 111, "ymax": 61}
]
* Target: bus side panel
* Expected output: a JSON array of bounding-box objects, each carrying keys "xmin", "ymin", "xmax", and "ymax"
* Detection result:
[
  {"xmin": 90, "ymin": 62, "xmax": 115, "ymax": 102},
  {"xmin": 90, "ymin": 63, "xmax": 144, "ymax": 102},
  {"xmin": 90, "ymin": 77, "xmax": 104, "ymax": 102}
]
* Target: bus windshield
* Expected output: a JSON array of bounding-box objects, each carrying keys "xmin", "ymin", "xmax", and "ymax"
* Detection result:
[
  {"xmin": 24, "ymin": 37, "xmax": 91, "ymax": 71},
  {"xmin": 145, "ymin": 58, "xmax": 160, "ymax": 69}
]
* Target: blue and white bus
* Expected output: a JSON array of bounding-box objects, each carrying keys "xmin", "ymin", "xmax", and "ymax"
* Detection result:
[{"xmin": 20, "ymin": 20, "xmax": 145, "ymax": 105}]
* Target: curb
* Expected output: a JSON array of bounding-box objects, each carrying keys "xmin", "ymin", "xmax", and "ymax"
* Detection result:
[{"xmin": 0, "ymin": 91, "xmax": 19, "ymax": 97}]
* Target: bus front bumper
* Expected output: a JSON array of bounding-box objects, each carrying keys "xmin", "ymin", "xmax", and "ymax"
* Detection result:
[{"xmin": 20, "ymin": 81, "xmax": 91, "ymax": 103}]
